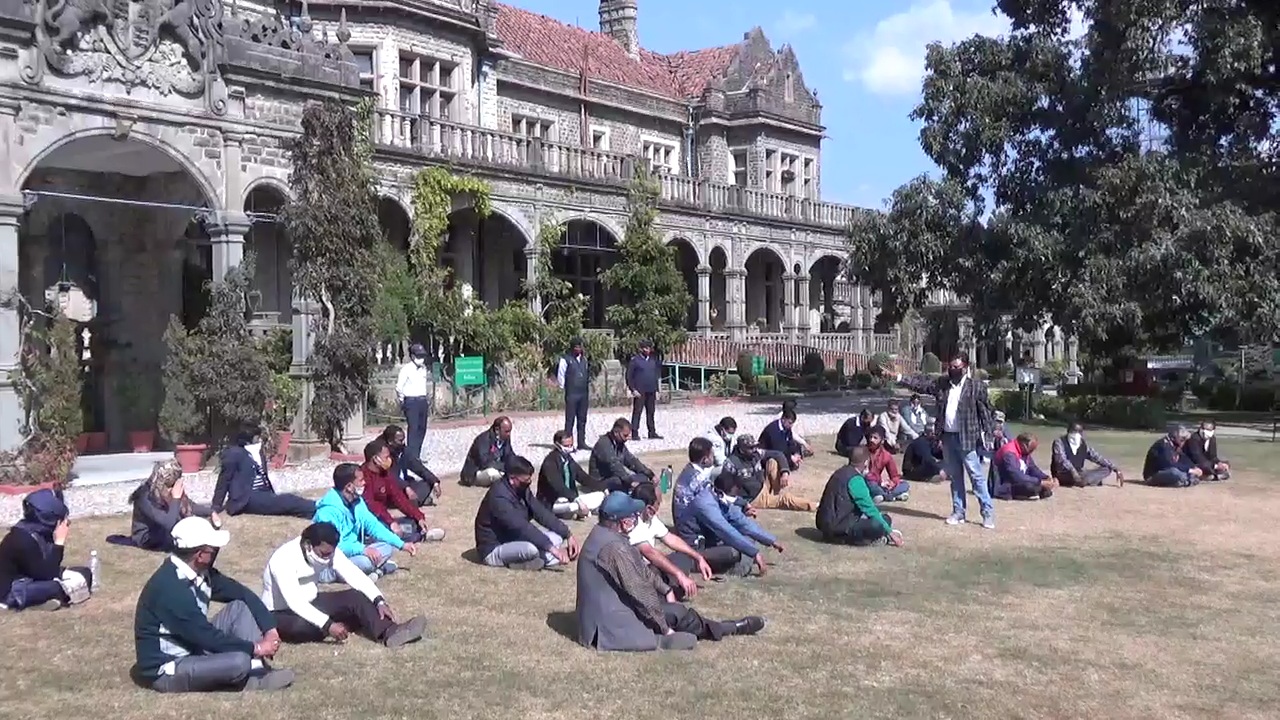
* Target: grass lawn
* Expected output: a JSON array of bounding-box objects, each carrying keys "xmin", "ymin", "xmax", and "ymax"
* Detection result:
[{"xmin": 2, "ymin": 426, "xmax": 1279, "ymax": 719}]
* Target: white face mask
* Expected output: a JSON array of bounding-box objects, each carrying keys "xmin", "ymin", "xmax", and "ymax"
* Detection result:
[
  {"xmin": 1067, "ymin": 432, "xmax": 1082, "ymax": 445},
  {"xmin": 1201, "ymin": 429, "xmax": 1214, "ymax": 439},
  {"xmin": 560, "ymin": 443, "xmax": 574, "ymax": 455},
  {"xmin": 304, "ymin": 547, "xmax": 332, "ymax": 568},
  {"xmin": 245, "ymin": 442, "xmax": 263, "ymax": 459},
  {"xmin": 412, "ymin": 357, "xmax": 425, "ymax": 367}
]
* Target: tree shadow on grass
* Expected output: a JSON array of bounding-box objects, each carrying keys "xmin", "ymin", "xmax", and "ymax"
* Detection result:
[{"xmin": 545, "ymin": 610, "xmax": 578, "ymax": 642}]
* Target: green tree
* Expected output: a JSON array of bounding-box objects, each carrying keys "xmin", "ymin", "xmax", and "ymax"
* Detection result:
[
  {"xmin": 283, "ymin": 101, "xmax": 381, "ymax": 449},
  {"xmin": 601, "ymin": 168, "xmax": 693, "ymax": 354},
  {"xmin": 853, "ymin": 0, "xmax": 1280, "ymax": 359}
]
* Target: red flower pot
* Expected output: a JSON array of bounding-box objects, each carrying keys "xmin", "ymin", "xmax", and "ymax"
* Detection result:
[
  {"xmin": 128, "ymin": 430, "xmax": 156, "ymax": 453},
  {"xmin": 78, "ymin": 432, "xmax": 107, "ymax": 454},
  {"xmin": 174, "ymin": 444, "xmax": 208, "ymax": 473}
]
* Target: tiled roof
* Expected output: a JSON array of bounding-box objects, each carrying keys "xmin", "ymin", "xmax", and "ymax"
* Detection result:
[{"xmin": 493, "ymin": 3, "xmax": 741, "ymax": 100}]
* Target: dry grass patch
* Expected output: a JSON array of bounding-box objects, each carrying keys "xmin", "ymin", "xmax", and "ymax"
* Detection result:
[{"xmin": 1, "ymin": 428, "xmax": 1278, "ymax": 719}]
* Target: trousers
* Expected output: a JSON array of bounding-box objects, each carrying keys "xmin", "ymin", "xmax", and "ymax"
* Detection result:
[
  {"xmin": 272, "ymin": 589, "xmax": 394, "ymax": 643},
  {"xmin": 564, "ymin": 393, "xmax": 589, "ymax": 447},
  {"xmin": 143, "ymin": 600, "xmax": 267, "ymax": 693}
]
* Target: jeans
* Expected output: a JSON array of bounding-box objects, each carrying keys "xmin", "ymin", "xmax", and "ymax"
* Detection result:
[
  {"xmin": 483, "ymin": 528, "xmax": 564, "ymax": 568},
  {"xmin": 630, "ymin": 392, "xmax": 658, "ymax": 436},
  {"xmin": 722, "ymin": 503, "xmax": 777, "ymax": 546},
  {"xmin": 318, "ymin": 542, "xmax": 397, "ymax": 583},
  {"xmin": 564, "ymin": 393, "xmax": 589, "ymax": 447},
  {"xmin": 867, "ymin": 480, "xmax": 911, "ymax": 501},
  {"xmin": 941, "ymin": 432, "xmax": 993, "ymax": 518},
  {"xmin": 141, "ymin": 600, "xmax": 267, "ymax": 693},
  {"xmin": 1147, "ymin": 468, "xmax": 1196, "ymax": 488},
  {"xmin": 402, "ymin": 396, "xmax": 430, "ymax": 464}
]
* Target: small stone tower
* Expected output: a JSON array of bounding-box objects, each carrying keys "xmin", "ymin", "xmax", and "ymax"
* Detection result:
[{"xmin": 599, "ymin": 0, "xmax": 639, "ymax": 59}]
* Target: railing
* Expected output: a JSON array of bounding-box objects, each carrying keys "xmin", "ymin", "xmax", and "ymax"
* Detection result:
[
  {"xmin": 923, "ymin": 288, "xmax": 964, "ymax": 307},
  {"xmin": 872, "ymin": 333, "xmax": 898, "ymax": 356},
  {"xmin": 372, "ymin": 108, "xmax": 859, "ymax": 230}
]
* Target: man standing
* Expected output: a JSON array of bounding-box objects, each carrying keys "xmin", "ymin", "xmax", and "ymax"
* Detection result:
[
  {"xmin": 557, "ymin": 337, "xmax": 590, "ymax": 449},
  {"xmin": 627, "ymin": 339, "xmax": 662, "ymax": 440},
  {"xmin": 396, "ymin": 343, "xmax": 432, "ymax": 462},
  {"xmin": 899, "ymin": 352, "xmax": 997, "ymax": 529}
]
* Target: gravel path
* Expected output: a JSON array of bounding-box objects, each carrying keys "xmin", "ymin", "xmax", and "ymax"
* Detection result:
[{"xmin": 0, "ymin": 393, "xmax": 893, "ymax": 526}]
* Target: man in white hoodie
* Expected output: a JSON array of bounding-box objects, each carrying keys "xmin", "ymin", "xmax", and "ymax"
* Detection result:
[
  {"xmin": 701, "ymin": 417, "xmax": 738, "ymax": 476},
  {"xmin": 261, "ymin": 522, "xmax": 426, "ymax": 649}
]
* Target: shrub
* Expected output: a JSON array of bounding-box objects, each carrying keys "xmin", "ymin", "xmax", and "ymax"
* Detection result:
[
  {"xmin": 801, "ymin": 351, "xmax": 825, "ymax": 378},
  {"xmin": 159, "ymin": 318, "xmax": 204, "ymax": 445},
  {"xmin": 853, "ymin": 371, "xmax": 873, "ymax": 389},
  {"xmin": 991, "ymin": 389, "xmax": 1166, "ymax": 429},
  {"xmin": 736, "ymin": 351, "xmax": 758, "ymax": 386},
  {"xmin": 2, "ymin": 310, "xmax": 82, "ymax": 486},
  {"xmin": 756, "ymin": 375, "xmax": 778, "ymax": 395},
  {"xmin": 867, "ymin": 352, "xmax": 891, "ymax": 377},
  {"xmin": 921, "ymin": 352, "xmax": 942, "ymax": 374},
  {"xmin": 1207, "ymin": 382, "xmax": 1279, "ymax": 412}
]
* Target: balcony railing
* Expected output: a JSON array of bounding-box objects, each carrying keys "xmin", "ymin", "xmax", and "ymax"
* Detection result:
[{"xmin": 372, "ymin": 109, "xmax": 858, "ymax": 230}]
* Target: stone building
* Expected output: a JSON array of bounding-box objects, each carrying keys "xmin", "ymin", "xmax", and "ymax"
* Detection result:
[{"xmin": 0, "ymin": 0, "xmax": 898, "ymax": 453}]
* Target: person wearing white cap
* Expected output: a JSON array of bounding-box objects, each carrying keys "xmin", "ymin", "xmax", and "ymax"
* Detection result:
[{"xmin": 132, "ymin": 517, "xmax": 295, "ymax": 693}]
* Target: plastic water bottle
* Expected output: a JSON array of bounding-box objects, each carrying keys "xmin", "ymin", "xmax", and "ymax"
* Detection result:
[
  {"xmin": 659, "ymin": 465, "xmax": 673, "ymax": 494},
  {"xmin": 89, "ymin": 550, "xmax": 101, "ymax": 592}
]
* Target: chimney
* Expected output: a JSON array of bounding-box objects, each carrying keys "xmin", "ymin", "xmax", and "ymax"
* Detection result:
[{"xmin": 599, "ymin": 0, "xmax": 639, "ymax": 59}]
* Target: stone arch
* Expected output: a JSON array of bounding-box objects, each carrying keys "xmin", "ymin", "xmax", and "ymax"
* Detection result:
[
  {"xmin": 241, "ymin": 176, "xmax": 292, "ymax": 207},
  {"xmin": 744, "ymin": 246, "xmax": 787, "ymax": 333},
  {"xmin": 488, "ymin": 201, "xmax": 536, "ymax": 247},
  {"xmin": 243, "ymin": 185, "xmax": 291, "ymax": 318},
  {"xmin": 378, "ymin": 196, "xmax": 413, "ymax": 252},
  {"xmin": 708, "ymin": 246, "xmax": 728, "ymax": 331},
  {"xmin": 667, "ymin": 236, "xmax": 700, "ymax": 330},
  {"xmin": 443, "ymin": 205, "xmax": 532, "ymax": 310},
  {"xmin": 808, "ymin": 254, "xmax": 844, "ymax": 334},
  {"xmin": 662, "ymin": 229, "xmax": 706, "ymax": 266},
  {"xmin": 554, "ymin": 211, "xmax": 625, "ymax": 245},
  {"xmin": 15, "ymin": 127, "xmax": 221, "ymax": 210}
]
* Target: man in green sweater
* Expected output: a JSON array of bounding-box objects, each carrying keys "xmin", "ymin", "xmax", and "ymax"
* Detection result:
[
  {"xmin": 132, "ymin": 517, "xmax": 295, "ymax": 693},
  {"xmin": 815, "ymin": 446, "xmax": 905, "ymax": 547}
]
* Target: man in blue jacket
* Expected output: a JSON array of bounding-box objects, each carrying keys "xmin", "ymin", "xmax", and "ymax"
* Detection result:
[
  {"xmin": 671, "ymin": 438, "xmax": 785, "ymax": 578},
  {"xmin": 627, "ymin": 339, "xmax": 663, "ymax": 440},
  {"xmin": 213, "ymin": 424, "xmax": 314, "ymax": 518},
  {"xmin": 313, "ymin": 464, "xmax": 417, "ymax": 582},
  {"xmin": 1143, "ymin": 424, "xmax": 1205, "ymax": 487}
]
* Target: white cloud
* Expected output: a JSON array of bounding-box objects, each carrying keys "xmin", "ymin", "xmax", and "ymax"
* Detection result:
[
  {"xmin": 774, "ymin": 9, "xmax": 817, "ymax": 38},
  {"xmin": 842, "ymin": 2, "xmax": 1087, "ymax": 97}
]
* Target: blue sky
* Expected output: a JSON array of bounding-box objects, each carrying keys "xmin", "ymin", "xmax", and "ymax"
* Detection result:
[{"xmin": 510, "ymin": 0, "xmax": 1013, "ymax": 208}]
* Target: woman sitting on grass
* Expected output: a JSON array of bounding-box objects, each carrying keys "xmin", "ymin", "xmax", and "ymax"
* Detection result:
[
  {"xmin": 127, "ymin": 459, "xmax": 221, "ymax": 551},
  {"xmin": 0, "ymin": 489, "xmax": 94, "ymax": 611}
]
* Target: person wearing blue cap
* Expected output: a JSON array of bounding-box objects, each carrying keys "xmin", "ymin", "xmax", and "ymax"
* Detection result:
[{"xmin": 575, "ymin": 490, "xmax": 764, "ymax": 652}]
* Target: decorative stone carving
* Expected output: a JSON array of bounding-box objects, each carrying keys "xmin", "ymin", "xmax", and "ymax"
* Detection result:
[
  {"xmin": 225, "ymin": 6, "xmax": 352, "ymax": 64},
  {"xmin": 22, "ymin": 0, "xmax": 230, "ymax": 114}
]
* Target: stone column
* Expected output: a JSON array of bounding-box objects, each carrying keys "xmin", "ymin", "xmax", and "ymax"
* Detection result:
[
  {"xmin": 727, "ymin": 268, "xmax": 746, "ymax": 341},
  {"xmin": 524, "ymin": 245, "xmax": 542, "ymax": 317},
  {"xmin": 781, "ymin": 272, "xmax": 796, "ymax": 341},
  {"xmin": 0, "ymin": 194, "xmax": 23, "ymax": 451},
  {"xmin": 695, "ymin": 264, "xmax": 711, "ymax": 335},
  {"xmin": 797, "ymin": 274, "xmax": 811, "ymax": 338},
  {"xmin": 1033, "ymin": 323, "xmax": 1048, "ymax": 365},
  {"xmin": 210, "ymin": 211, "xmax": 252, "ymax": 282},
  {"xmin": 861, "ymin": 286, "xmax": 875, "ymax": 354},
  {"xmin": 1067, "ymin": 335, "xmax": 1080, "ymax": 370},
  {"xmin": 957, "ymin": 314, "xmax": 975, "ymax": 359}
]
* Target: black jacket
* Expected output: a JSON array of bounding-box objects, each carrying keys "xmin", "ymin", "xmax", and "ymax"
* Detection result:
[
  {"xmin": 473, "ymin": 479, "xmax": 571, "ymax": 560},
  {"xmin": 626, "ymin": 353, "xmax": 661, "ymax": 394},
  {"xmin": 901, "ymin": 436, "xmax": 942, "ymax": 480},
  {"xmin": 835, "ymin": 419, "xmax": 886, "ymax": 457},
  {"xmin": 537, "ymin": 448, "xmax": 602, "ymax": 504},
  {"xmin": 759, "ymin": 419, "xmax": 801, "ymax": 458},
  {"xmin": 815, "ymin": 465, "xmax": 861, "ymax": 538},
  {"xmin": 1184, "ymin": 433, "xmax": 1221, "ymax": 473},
  {"xmin": 460, "ymin": 430, "xmax": 512, "ymax": 484},
  {"xmin": 588, "ymin": 434, "xmax": 653, "ymax": 491},
  {"xmin": 212, "ymin": 446, "xmax": 270, "ymax": 515}
]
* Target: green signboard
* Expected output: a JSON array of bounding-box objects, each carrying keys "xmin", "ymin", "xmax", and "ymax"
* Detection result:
[
  {"xmin": 455, "ymin": 356, "xmax": 486, "ymax": 387},
  {"xmin": 751, "ymin": 355, "xmax": 766, "ymax": 377}
]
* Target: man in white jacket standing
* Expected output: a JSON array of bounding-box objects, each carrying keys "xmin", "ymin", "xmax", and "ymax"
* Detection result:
[{"xmin": 261, "ymin": 522, "xmax": 426, "ymax": 649}]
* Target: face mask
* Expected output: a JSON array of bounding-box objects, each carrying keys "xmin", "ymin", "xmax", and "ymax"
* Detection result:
[
  {"xmin": 948, "ymin": 367, "xmax": 964, "ymax": 382},
  {"xmin": 1067, "ymin": 432, "xmax": 1082, "ymax": 444},
  {"xmin": 304, "ymin": 547, "xmax": 332, "ymax": 568},
  {"xmin": 560, "ymin": 443, "xmax": 574, "ymax": 454},
  {"xmin": 620, "ymin": 518, "xmax": 638, "ymax": 534},
  {"xmin": 245, "ymin": 442, "xmax": 263, "ymax": 459},
  {"xmin": 350, "ymin": 484, "xmax": 365, "ymax": 497},
  {"xmin": 412, "ymin": 358, "xmax": 425, "ymax": 367},
  {"xmin": 701, "ymin": 455, "xmax": 717, "ymax": 468},
  {"xmin": 1202, "ymin": 430, "xmax": 1214, "ymax": 439}
]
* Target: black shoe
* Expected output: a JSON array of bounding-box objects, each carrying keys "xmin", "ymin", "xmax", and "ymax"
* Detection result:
[
  {"xmin": 510, "ymin": 558, "xmax": 546, "ymax": 571},
  {"xmin": 648, "ymin": 434, "xmax": 663, "ymax": 440},
  {"xmin": 384, "ymin": 616, "xmax": 428, "ymax": 648},
  {"xmin": 730, "ymin": 616, "xmax": 765, "ymax": 636}
]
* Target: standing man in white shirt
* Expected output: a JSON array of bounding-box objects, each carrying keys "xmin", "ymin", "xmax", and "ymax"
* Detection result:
[
  {"xmin": 261, "ymin": 522, "xmax": 427, "ymax": 649},
  {"xmin": 396, "ymin": 343, "xmax": 431, "ymax": 462},
  {"xmin": 557, "ymin": 337, "xmax": 590, "ymax": 449}
]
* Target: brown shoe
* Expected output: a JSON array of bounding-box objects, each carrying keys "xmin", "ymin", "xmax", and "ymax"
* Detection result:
[{"xmin": 384, "ymin": 615, "xmax": 428, "ymax": 649}]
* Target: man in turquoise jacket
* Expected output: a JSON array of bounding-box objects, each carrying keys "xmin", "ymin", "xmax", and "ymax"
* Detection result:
[{"xmin": 313, "ymin": 464, "xmax": 417, "ymax": 582}]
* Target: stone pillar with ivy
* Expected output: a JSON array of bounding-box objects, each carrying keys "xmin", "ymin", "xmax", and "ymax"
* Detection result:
[
  {"xmin": 0, "ymin": 193, "xmax": 22, "ymax": 451},
  {"xmin": 525, "ymin": 245, "xmax": 542, "ymax": 316}
]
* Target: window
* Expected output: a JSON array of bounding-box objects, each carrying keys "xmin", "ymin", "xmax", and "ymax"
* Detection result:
[
  {"xmin": 802, "ymin": 157, "xmax": 815, "ymax": 198},
  {"xmin": 784, "ymin": 72, "xmax": 794, "ymax": 102},
  {"xmin": 398, "ymin": 52, "xmax": 458, "ymax": 120},
  {"xmin": 764, "ymin": 149, "xmax": 777, "ymax": 191},
  {"xmin": 590, "ymin": 126, "xmax": 611, "ymax": 151},
  {"xmin": 642, "ymin": 137, "xmax": 678, "ymax": 173},
  {"xmin": 780, "ymin": 152, "xmax": 799, "ymax": 194},
  {"xmin": 731, "ymin": 149, "xmax": 749, "ymax": 187},
  {"xmin": 351, "ymin": 47, "xmax": 376, "ymax": 94},
  {"xmin": 512, "ymin": 115, "xmax": 555, "ymax": 140}
]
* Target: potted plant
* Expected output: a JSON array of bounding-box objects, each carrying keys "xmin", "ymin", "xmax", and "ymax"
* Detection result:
[
  {"xmin": 265, "ymin": 372, "xmax": 300, "ymax": 469},
  {"xmin": 159, "ymin": 318, "xmax": 207, "ymax": 472},
  {"xmin": 117, "ymin": 374, "xmax": 157, "ymax": 452}
]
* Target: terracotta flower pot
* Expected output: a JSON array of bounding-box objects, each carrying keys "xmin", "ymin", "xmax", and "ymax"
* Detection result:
[
  {"xmin": 80, "ymin": 432, "xmax": 107, "ymax": 454},
  {"xmin": 128, "ymin": 430, "xmax": 156, "ymax": 453},
  {"xmin": 174, "ymin": 444, "xmax": 209, "ymax": 473},
  {"xmin": 0, "ymin": 480, "xmax": 59, "ymax": 496},
  {"xmin": 271, "ymin": 431, "xmax": 293, "ymax": 469}
]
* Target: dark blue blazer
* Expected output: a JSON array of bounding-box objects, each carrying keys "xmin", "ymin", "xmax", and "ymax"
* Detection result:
[{"xmin": 212, "ymin": 446, "xmax": 269, "ymax": 515}]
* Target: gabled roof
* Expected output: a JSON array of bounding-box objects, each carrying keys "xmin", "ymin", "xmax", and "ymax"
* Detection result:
[{"xmin": 493, "ymin": 3, "xmax": 741, "ymax": 100}]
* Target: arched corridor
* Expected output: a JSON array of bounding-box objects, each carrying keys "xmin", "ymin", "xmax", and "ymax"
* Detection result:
[
  {"xmin": 444, "ymin": 206, "xmax": 529, "ymax": 309},
  {"xmin": 669, "ymin": 237, "xmax": 699, "ymax": 330},
  {"xmin": 243, "ymin": 185, "xmax": 291, "ymax": 320},
  {"xmin": 709, "ymin": 247, "xmax": 727, "ymax": 331},
  {"xmin": 808, "ymin": 255, "xmax": 842, "ymax": 333},
  {"xmin": 551, "ymin": 219, "xmax": 619, "ymax": 328},
  {"xmin": 745, "ymin": 247, "xmax": 786, "ymax": 333}
]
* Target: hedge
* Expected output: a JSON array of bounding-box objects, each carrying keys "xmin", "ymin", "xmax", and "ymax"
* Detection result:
[
  {"xmin": 1203, "ymin": 382, "xmax": 1279, "ymax": 413},
  {"xmin": 991, "ymin": 390, "xmax": 1168, "ymax": 430}
]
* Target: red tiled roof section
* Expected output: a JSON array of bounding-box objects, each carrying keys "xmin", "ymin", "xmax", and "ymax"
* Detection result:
[{"xmin": 494, "ymin": 3, "xmax": 740, "ymax": 100}]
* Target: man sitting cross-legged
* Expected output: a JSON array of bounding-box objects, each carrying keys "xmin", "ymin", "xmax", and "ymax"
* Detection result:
[
  {"xmin": 990, "ymin": 432, "xmax": 1056, "ymax": 501},
  {"xmin": 1186, "ymin": 420, "xmax": 1231, "ymax": 482},
  {"xmin": 1050, "ymin": 422, "xmax": 1124, "ymax": 488},
  {"xmin": 627, "ymin": 482, "xmax": 719, "ymax": 600},
  {"xmin": 314, "ymin": 464, "xmax": 417, "ymax": 582},
  {"xmin": 132, "ymin": 517, "xmax": 294, "ymax": 693},
  {"xmin": 722, "ymin": 434, "xmax": 816, "ymax": 512},
  {"xmin": 360, "ymin": 439, "xmax": 446, "ymax": 544},
  {"xmin": 589, "ymin": 418, "xmax": 655, "ymax": 491},
  {"xmin": 760, "ymin": 409, "xmax": 805, "ymax": 471},
  {"xmin": 537, "ymin": 430, "xmax": 608, "ymax": 520},
  {"xmin": 261, "ymin": 522, "xmax": 427, "ymax": 649},
  {"xmin": 474, "ymin": 455, "xmax": 581, "ymax": 570},
  {"xmin": 816, "ymin": 446, "xmax": 904, "ymax": 547},
  {"xmin": 461, "ymin": 416, "xmax": 514, "ymax": 488},
  {"xmin": 671, "ymin": 438, "xmax": 783, "ymax": 578},
  {"xmin": 835, "ymin": 409, "xmax": 885, "ymax": 458},
  {"xmin": 379, "ymin": 424, "xmax": 441, "ymax": 506},
  {"xmin": 863, "ymin": 427, "xmax": 910, "ymax": 502},
  {"xmin": 1143, "ymin": 424, "xmax": 1205, "ymax": 487},
  {"xmin": 901, "ymin": 429, "xmax": 945, "ymax": 483},
  {"xmin": 576, "ymin": 491, "xmax": 766, "ymax": 652}
]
